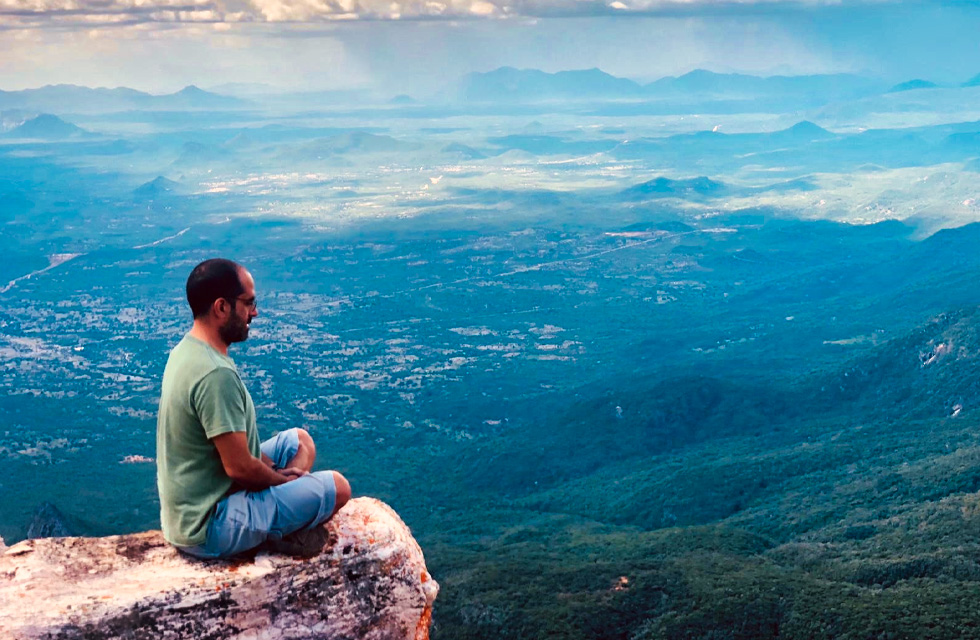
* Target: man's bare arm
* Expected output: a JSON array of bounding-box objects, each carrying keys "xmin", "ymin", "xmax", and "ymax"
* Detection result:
[
  {"xmin": 212, "ymin": 432, "xmax": 294, "ymax": 491},
  {"xmin": 258, "ymin": 451, "xmax": 307, "ymax": 480}
]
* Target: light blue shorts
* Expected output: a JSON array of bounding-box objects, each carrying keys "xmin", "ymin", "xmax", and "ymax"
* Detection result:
[{"xmin": 180, "ymin": 428, "xmax": 337, "ymax": 559}]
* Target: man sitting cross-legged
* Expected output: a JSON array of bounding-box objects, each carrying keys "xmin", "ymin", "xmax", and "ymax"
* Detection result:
[{"xmin": 156, "ymin": 258, "xmax": 352, "ymax": 559}]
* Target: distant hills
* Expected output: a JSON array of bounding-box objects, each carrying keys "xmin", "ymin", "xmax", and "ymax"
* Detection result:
[
  {"xmin": 163, "ymin": 85, "xmax": 246, "ymax": 110},
  {"xmin": 963, "ymin": 73, "xmax": 980, "ymax": 88},
  {"xmin": 618, "ymin": 166, "xmax": 824, "ymax": 203},
  {"xmin": 294, "ymin": 131, "xmax": 412, "ymax": 155},
  {"xmin": 887, "ymin": 79, "xmax": 939, "ymax": 93},
  {"xmin": 646, "ymin": 69, "xmax": 880, "ymax": 100},
  {"xmin": 3, "ymin": 114, "xmax": 89, "ymax": 139},
  {"xmin": 609, "ymin": 120, "xmax": 842, "ymax": 169},
  {"xmin": 456, "ymin": 67, "xmax": 887, "ymax": 103},
  {"xmin": 815, "ymin": 302, "xmax": 980, "ymax": 420},
  {"xmin": 0, "ymin": 84, "xmax": 248, "ymax": 114},
  {"xmin": 477, "ymin": 119, "xmax": 839, "ymax": 164},
  {"xmin": 621, "ymin": 176, "xmax": 728, "ymax": 201},
  {"xmin": 310, "ymin": 131, "xmax": 413, "ymax": 154},
  {"xmin": 441, "ymin": 142, "xmax": 486, "ymax": 160},
  {"xmin": 457, "ymin": 67, "xmax": 643, "ymax": 102},
  {"xmin": 286, "ymin": 131, "xmax": 419, "ymax": 163},
  {"xmin": 885, "ymin": 74, "xmax": 980, "ymax": 90},
  {"xmin": 5, "ymin": 71, "xmax": 980, "ymax": 113},
  {"xmin": 774, "ymin": 119, "xmax": 835, "ymax": 141},
  {"xmin": 453, "ymin": 67, "xmax": 980, "ymax": 105},
  {"xmin": 133, "ymin": 176, "xmax": 184, "ymax": 199}
]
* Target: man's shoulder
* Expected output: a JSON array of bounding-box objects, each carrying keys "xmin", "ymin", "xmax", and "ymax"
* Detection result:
[{"xmin": 164, "ymin": 335, "xmax": 238, "ymax": 385}]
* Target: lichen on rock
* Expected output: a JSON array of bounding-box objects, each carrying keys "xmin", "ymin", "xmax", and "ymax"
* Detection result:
[{"xmin": 0, "ymin": 497, "xmax": 437, "ymax": 640}]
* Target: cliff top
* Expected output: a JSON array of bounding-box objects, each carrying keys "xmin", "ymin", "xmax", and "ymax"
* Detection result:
[{"xmin": 1, "ymin": 497, "xmax": 437, "ymax": 640}]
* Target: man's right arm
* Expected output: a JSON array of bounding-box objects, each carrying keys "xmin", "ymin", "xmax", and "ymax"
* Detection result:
[{"xmin": 212, "ymin": 431, "xmax": 293, "ymax": 491}]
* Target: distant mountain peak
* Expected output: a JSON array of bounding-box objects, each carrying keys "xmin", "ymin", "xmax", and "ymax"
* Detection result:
[
  {"xmin": 170, "ymin": 85, "xmax": 226, "ymax": 99},
  {"xmin": 441, "ymin": 142, "xmax": 486, "ymax": 160},
  {"xmin": 158, "ymin": 85, "xmax": 247, "ymax": 109},
  {"xmin": 622, "ymin": 175, "xmax": 727, "ymax": 200},
  {"xmin": 7, "ymin": 113, "xmax": 86, "ymax": 139},
  {"xmin": 679, "ymin": 69, "xmax": 731, "ymax": 79},
  {"xmin": 473, "ymin": 66, "xmax": 622, "ymax": 80},
  {"xmin": 668, "ymin": 69, "xmax": 707, "ymax": 80},
  {"xmin": 555, "ymin": 67, "xmax": 617, "ymax": 78},
  {"xmin": 672, "ymin": 68, "xmax": 754, "ymax": 83},
  {"xmin": 781, "ymin": 120, "xmax": 834, "ymax": 138},
  {"xmin": 145, "ymin": 175, "xmax": 179, "ymax": 187},
  {"xmin": 25, "ymin": 113, "xmax": 70, "ymax": 126},
  {"xmin": 887, "ymin": 79, "xmax": 938, "ymax": 93},
  {"xmin": 0, "ymin": 84, "xmax": 246, "ymax": 113},
  {"xmin": 643, "ymin": 70, "xmax": 881, "ymax": 102},
  {"xmin": 788, "ymin": 120, "xmax": 824, "ymax": 131},
  {"xmin": 134, "ymin": 176, "xmax": 183, "ymax": 198},
  {"xmin": 289, "ymin": 131, "xmax": 416, "ymax": 160},
  {"xmin": 458, "ymin": 67, "xmax": 641, "ymax": 102}
]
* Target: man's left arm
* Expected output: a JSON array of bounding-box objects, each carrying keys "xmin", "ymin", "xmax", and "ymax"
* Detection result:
[{"xmin": 260, "ymin": 451, "xmax": 304, "ymax": 479}]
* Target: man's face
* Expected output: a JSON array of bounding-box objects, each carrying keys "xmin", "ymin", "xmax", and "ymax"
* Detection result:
[{"xmin": 219, "ymin": 268, "xmax": 258, "ymax": 345}]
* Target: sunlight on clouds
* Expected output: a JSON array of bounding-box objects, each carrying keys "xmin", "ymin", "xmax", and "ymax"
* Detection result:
[
  {"xmin": 180, "ymin": 9, "xmax": 219, "ymax": 19},
  {"xmin": 251, "ymin": 0, "xmax": 507, "ymax": 21},
  {"xmin": 0, "ymin": 0, "xmax": 895, "ymax": 27},
  {"xmin": 248, "ymin": 0, "xmax": 515, "ymax": 21},
  {"xmin": 143, "ymin": 7, "xmax": 217, "ymax": 19},
  {"xmin": 0, "ymin": 0, "xmax": 74, "ymax": 9},
  {"xmin": 250, "ymin": 0, "xmax": 335, "ymax": 21},
  {"xmin": 0, "ymin": 0, "xmax": 211, "ymax": 8},
  {"xmin": 0, "ymin": 0, "xmax": 223, "ymax": 31},
  {"xmin": 79, "ymin": 13, "xmax": 134, "ymax": 22},
  {"xmin": 469, "ymin": 0, "xmax": 496, "ymax": 15}
]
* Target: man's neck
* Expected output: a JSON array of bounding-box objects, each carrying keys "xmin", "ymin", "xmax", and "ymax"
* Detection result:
[{"xmin": 189, "ymin": 321, "xmax": 230, "ymax": 356}]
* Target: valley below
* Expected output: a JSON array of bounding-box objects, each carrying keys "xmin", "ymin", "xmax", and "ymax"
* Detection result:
[{"xmin": 2, "ymin": 70, "xmax": 980, "ymax": 638}]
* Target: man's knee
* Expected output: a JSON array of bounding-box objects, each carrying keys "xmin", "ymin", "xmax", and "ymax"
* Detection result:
[
  {"xmin": 296, "ymin": 428, "xmax": 315, "ymax": 457},
  {"xmin": 332, "ymin": 471, "xmax": 351, "ymax": 516},
  {"xmin": 290, "ymin": 428, "xmax": 316, "ymax": 471}
]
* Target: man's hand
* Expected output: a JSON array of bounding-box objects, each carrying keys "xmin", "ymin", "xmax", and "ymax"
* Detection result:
[
  {"xmin": 279, "ymin": 467, "xmax": 308, "ymax": 481},
  {"xmin": 263, "ymin": 453, "xmax": 306, "ymax": 481},
  {"xmin": 212, "ymin": 431, "xmax": 291, "ymax": 491}
]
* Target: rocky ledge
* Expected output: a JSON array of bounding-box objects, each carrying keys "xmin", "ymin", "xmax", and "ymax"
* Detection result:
[{"xmin": 0, "ymin": 497, "xmax": 438, "ymax": 640}]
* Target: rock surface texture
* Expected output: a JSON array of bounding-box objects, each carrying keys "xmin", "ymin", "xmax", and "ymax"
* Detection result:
[{"xmin": 0, "ymin": 497, "xmax": 438, "ymax": 640}]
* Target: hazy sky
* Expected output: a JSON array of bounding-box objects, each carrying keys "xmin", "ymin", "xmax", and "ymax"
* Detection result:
[{"xmin": 1, "ymin": 0, "xmax": 978, "ymax": 94}]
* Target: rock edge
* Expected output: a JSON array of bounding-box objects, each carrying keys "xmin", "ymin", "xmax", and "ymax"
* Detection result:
[{"xmin": 0, "ymin": 497, "xmax": 438, "ymax": 640}]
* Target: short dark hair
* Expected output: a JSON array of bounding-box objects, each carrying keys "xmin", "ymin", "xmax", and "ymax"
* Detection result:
[{"xmin": 186, "ymin": 258, "xmax": 244, "ymax": 318}]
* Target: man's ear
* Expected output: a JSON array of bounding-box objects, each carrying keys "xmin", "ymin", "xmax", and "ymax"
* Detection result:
[{"xmin": 212, "ymin": 297, "xmax": 231, "ymax": 319}]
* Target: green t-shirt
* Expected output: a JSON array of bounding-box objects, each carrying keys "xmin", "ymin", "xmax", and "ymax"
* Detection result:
[{"xmin": 156, "ymin": 334, "xmax": 260, "ymax": 547}]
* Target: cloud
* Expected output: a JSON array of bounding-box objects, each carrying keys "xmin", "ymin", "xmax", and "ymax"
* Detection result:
[
  {"xmin": 0, "ymin": 18, "xmax": 369, "ymax": 91},
  {"xmin": 0, "ymin": 0, "xmax": 232, "ymax": 30},
  {"xmin": 0, "ymin": 0, "xmax": 907, "ymax": 28}
]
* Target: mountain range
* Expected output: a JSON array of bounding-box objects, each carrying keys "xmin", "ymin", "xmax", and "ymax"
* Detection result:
[
  {"xmin": 2, "ymin": 114, "xmax": 90, "ymax": 139},
  {"xmin": 4, "ymin": 70, "xmax": 980, "ymax": 113},
  {"xmin": 455, "ymin": 67, "xmax": 891, "ymax": 103},
  {"xmin": 0, "ymin": 84, "xmax": 248, "ymax": 114}
]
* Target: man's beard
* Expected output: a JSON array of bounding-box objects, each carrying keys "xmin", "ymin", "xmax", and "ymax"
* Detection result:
[{"xmin": 219, "ymin": 312, "xmax": 249, "ymax": 344}]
